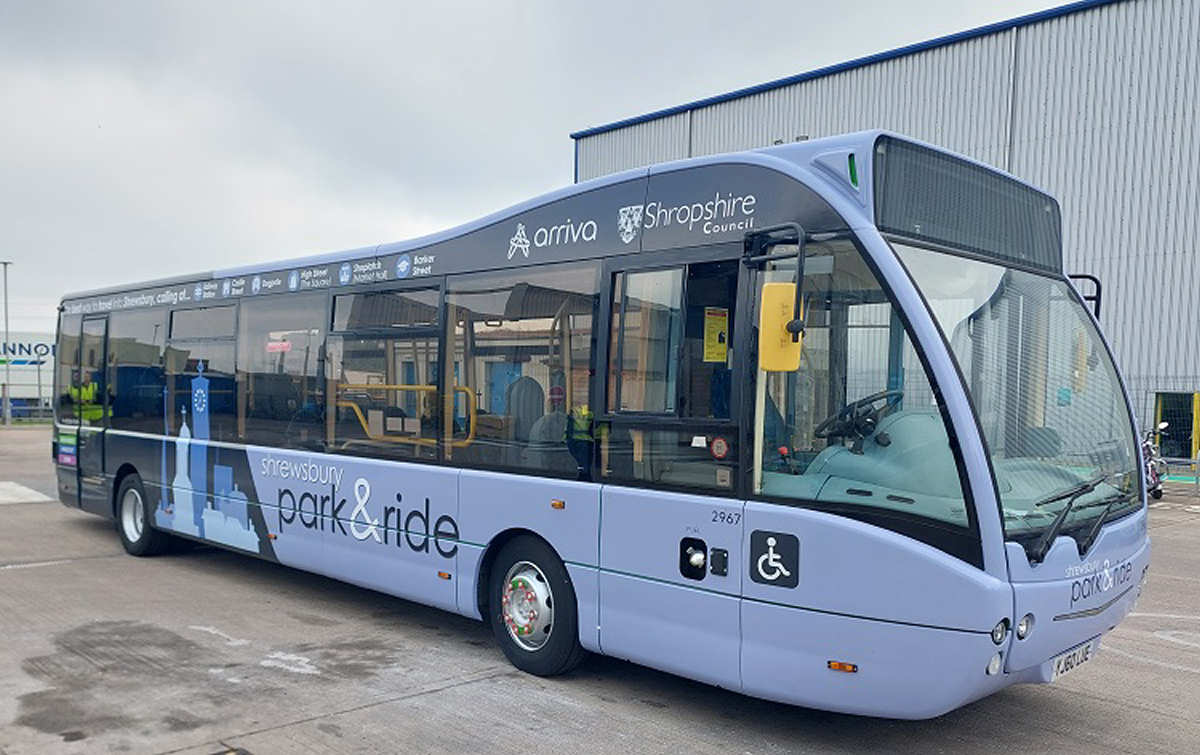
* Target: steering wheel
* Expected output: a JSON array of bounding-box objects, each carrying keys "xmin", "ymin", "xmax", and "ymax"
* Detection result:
[{"xmin": 813, "ymin": 390, "xmax": 904, "ymax": 445}]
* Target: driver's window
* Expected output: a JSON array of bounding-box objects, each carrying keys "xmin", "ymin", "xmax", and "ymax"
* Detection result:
[{"xmin": 754, "ymin": 240, "xmax": 974, "ymax": 562}]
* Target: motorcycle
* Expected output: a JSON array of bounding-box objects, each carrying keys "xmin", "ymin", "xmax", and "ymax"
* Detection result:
[{"xmin": 1143, "ymin": 421, "xmax": 1169, "ymax": 500}]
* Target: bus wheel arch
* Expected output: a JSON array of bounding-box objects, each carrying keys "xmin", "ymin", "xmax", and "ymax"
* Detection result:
[
  {"xmin": 478, "ymin": 530, "xmax": 586, "ymax": 676},
  {"xmin": 114, "ymin": 470, "xmax": 170, "ymax": 556},
  {"xmin": 111, "ymin": 463, "xmax": 140, "ymax": 520}
]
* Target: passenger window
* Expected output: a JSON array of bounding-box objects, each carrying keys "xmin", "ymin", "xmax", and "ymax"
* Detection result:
[
  {"xmin": 108, "ymin": 309, "xmax": 166, "ymax": 433},
  {"xmin": 166, "ymin": 307, "xmax": 237, "ymax": 442},
  {"xmin": 171, "ymin": 306, "xmax": 235, "ymax": 340},
  {"xmin": 238, "ymin": 294, "xmax": 325, "ymax": 448},
  {"xmin": 446, "ymin": 263, "xmax": 599, "ymax": 477},
  {"xmin": 603, "ymin": 257, "xmax": 740, "ymax": 492},
  {"xmin": 327, "ymin": 288, "xmax": 442, "ymax": 461},
  {"xmin": 753, "ymin": 239, "xmax": 977, "ymax": 563}
]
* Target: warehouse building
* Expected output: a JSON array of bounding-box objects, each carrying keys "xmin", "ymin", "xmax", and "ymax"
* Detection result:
[
  {"xmin": 570, "ymin": 0, "xmax": 1199, "ymax": 457},
  {"xmin": 1, "ymin": 332, "xmax": 55, "ymax": 419}
]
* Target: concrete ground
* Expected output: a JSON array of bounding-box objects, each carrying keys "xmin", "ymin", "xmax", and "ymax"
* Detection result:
[{"xmin": 1, "ymin": 426, "xmax": 1197, "ymax": 754}]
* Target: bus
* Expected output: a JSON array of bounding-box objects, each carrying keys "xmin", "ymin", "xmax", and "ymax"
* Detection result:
[{"xmin": 51, "ymin": 131, "xmax": 1149, "ymax": 719}]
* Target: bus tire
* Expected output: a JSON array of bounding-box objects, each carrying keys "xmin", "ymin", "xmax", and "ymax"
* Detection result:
[
  {"xmin": 487, "ymin": 536, "xmax": 586, "ymax": 676},
  {"xmin": 116, "ymin": 473, "xmax": 170, "ymax": 557}
]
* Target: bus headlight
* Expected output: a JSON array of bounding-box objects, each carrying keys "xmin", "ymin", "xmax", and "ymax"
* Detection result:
[
  {"xmin": 991, "ymin": 619, "xmax": 1009, "ymax": 645},
  {"xmin": 986, "ymin": 652, "xmax": 1003, "ymax": 675},
  {"xmin": 1016, "ymin": 614, "xmax": 1035, "ymax": 640}
]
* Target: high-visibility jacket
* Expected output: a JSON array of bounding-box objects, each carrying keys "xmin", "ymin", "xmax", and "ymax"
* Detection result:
[
  {"xmin": 70, "ymin": 381, "xmax": 105, "ymax": 423},
  {"xmin": 567, "ymin": 404, "xmax": 594, "ymax": 442}
]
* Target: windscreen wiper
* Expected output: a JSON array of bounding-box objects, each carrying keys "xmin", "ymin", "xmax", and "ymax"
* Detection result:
[
  {"xmin": 1074, "ymin": 491, "xmax": 1136, "ymax": 556},
  {"xmin": 1028, "ymin": 472, "xmax": 1118, "ymax": 563}
]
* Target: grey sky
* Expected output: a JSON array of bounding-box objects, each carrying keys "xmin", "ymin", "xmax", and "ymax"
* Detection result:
[{"xmin": 1, "ymin": 0, "xmax": 1059, "ymax": 334}]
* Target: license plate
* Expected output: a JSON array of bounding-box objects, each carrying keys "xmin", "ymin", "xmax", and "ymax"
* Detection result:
[{"xmin": 1051, "ymin": 638, "xmax": 1097, "ymax": 681}]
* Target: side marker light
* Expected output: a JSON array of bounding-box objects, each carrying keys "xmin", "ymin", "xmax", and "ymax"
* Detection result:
[{"xmin": 827, "ymin": 661, "xmax": 858, "ymax": 673}]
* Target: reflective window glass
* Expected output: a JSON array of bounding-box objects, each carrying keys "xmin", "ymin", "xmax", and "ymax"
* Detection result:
[
  {"xmin": 238, "ymin": 294, "xmax": 325, "ymax": 448},
  {"xmin": 171, "ymin": 306, "xmax": 236, "ymax": 340},
  {"xmin": 55, "ymin": 314, "xmax": 82, "ymax": 423},
  {"xmin": 752, "ymin": 239, "xmax": 976, "ymax": 563},
  {"xmin": 446, "ymin": 263, "xmax": 599, "ymax": 477},
  {"xmin": 108, "ymin": 309, "xmax": 166, "ymax": 433}
]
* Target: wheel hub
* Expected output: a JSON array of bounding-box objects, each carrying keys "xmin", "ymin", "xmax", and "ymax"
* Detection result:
[
  {"xmin": 501, "ymin": 561, "xmax": 554, "ymax": 651},
  {"xmin": 121, "ymin": 488, "xmax": 144, "ymax": 542}
]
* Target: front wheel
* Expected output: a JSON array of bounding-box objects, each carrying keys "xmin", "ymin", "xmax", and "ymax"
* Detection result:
[
  {"xmin": 116, "ymin": 474, "xmax": 170, "ymax": 556},
  {"xmin": 487, "ymin": 536, "xmax": 586, "ymax": 676},
  {"xmin": 1150, "ymin": 487, "xmax": 1163, "ymax": 500}
]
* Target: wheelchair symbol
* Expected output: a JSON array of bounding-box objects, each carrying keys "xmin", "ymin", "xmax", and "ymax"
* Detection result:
[
  {"xmin": 756, "ymin": 537, "xmax": 792, "ymax": 582},
  {"xmin": 750, "ymin": 530, "xmax": 798, "ymax": 587}
]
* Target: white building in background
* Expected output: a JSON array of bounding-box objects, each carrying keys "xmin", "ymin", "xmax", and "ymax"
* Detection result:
[
  {"xmin": 0, "ymin": 331, "xmax": 56, "ymax": 414},
  {"xmin": 569, "ymin": 0, "xmax": 1200, "ymax": 458}
]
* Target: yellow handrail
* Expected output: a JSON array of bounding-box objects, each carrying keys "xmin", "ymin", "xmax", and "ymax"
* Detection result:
[{"xmin": 335, "ymin": 384, "xmax": 476, "ymax": 448}]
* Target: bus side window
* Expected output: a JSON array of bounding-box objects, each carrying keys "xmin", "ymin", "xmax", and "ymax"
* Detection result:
[
  {"xmin": 165, "ymin": 306, "xmax": 238, "ymax": 442},
  {"xmin": 445, "ymin": 262, "xmax": 600, "ymax": 479},
  {"xmin": 108, "ymin": 309, "xmax": 166, "ymax": 435},
  {"xmin": 238, "ymin": 293, "xmax": 325, "ymax": 449},
  {"xmin": 327, "ymin": 287, "xmax": 441, "ymax": 461}
]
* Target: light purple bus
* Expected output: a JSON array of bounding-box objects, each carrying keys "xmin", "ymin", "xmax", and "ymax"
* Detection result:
[{"xmin": 53, "ymin": 131, "xmax": 1148, "ymax": 718}]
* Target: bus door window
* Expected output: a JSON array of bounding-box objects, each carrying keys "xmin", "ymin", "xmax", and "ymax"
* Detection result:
[
  {"xmin": 445, "ymin": 262, "xmax": 600, "ymax": 478},
  {"xmin": 327, "ymin": 287, "xmax": 441, "ymax": 461},
  {"xmin": 603, "ymin": 257, "xmax": 740, "ymax": 493},
  {"xmin": 752, "ymin": 239, "xmax": 978, "ymax": 564},
  {"xmin": 78, "ymin": 318, "xmax": 109, "ymax": 427}
]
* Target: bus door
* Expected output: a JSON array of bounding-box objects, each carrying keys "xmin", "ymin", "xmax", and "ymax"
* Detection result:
[
  {"xmin": 77, "ymin": 316, "xmax": 110, "ymax": 516},
  {"xmin": 597, "ymin": 254, "xmax": 747, "ymax": 690}
]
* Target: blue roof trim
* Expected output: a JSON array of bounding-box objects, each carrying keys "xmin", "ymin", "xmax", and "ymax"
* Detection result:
[{"xmin": 569, "ymin": 0, "xmax": 1126, "ymax": 140}]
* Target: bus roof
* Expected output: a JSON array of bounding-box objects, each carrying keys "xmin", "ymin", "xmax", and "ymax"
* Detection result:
[{"xmin": 60, "ymin": 130, "xmax": 1051, "ymax": 310}]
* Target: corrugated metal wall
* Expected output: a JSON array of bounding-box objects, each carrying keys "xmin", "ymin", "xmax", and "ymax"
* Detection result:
[{"xmin": 574, "ymin": 0, "xmax": 1198, "ymax": 430}]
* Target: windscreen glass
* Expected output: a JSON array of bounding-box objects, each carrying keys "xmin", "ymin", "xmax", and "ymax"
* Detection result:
[{"xmin": 895, "ymin": 243, "xmax": 1140, "ymax": 557}]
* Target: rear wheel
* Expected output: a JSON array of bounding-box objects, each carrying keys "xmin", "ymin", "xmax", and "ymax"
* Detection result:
[
  {"xmin": 1150, "ymin": 487, "xmax": 1163, "ymax": 500},
  {"xmin": 487, "ymin": 536, "xmax": 586, "ymax": 676},
  {"xmin": 116, "ymin": 474, "xmax": 170, "ymax": 556}
]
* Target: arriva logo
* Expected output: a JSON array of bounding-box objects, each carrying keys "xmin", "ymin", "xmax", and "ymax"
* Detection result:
[
  {"xmin": 508, "ymin": 223, "xmax": 530, "ymax": 260},
  {"xmin": 507, "ymin": 217, "xmax": 598, "ymax": 260}
]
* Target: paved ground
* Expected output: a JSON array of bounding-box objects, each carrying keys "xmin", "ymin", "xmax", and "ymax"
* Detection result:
[{"xmin": 1, "ymin": 426, "xmax": 1198, "ymax": 754}]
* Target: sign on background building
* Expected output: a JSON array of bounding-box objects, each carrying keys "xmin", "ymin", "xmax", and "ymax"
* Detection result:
[{"xmin": 0, "ymin": 332, "xmax": 56, "ymax": 413}]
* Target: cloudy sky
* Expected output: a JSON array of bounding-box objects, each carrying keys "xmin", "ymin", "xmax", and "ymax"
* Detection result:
[{"xmin": 1, "ymin": 0, "xmax": 1060, "ymax": 334}]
